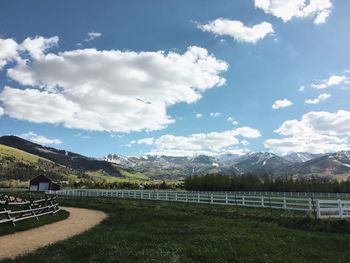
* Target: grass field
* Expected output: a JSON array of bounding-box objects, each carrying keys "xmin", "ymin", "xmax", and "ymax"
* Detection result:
[
  {"xmin": 1, "ymin": 196, "xmax": 350, "ymax": 263},
  {"xmin": 0, "ymin": 210, "xmax": 69, "ymax": 237},
  {"xmin": 0, "ymin": 144, "xmax": 41, "ymax": 164}
]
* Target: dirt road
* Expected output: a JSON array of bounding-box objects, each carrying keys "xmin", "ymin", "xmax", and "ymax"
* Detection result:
[{"xmin": 0, "ymin": 207, "xmax": 107, "ymax": 260}]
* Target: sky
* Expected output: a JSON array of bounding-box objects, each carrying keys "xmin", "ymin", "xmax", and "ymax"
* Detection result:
[{"xmin": 0, "ymin": 0, "xmax": 350, "ymax": 157}]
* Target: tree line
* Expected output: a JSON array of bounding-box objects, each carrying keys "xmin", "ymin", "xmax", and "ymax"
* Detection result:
[{"xmin": 184, "ymin": 174, "xmax": 350, "ymax": 193}]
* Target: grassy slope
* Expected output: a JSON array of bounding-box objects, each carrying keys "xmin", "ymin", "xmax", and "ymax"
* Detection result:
[
  {"xmin": 0, "ymin": 144, "xmax": 149, "ymax": 184},
  {"xmin": 0, "ymin": 144, "xmax": 85, "ymax": 183},
  {"xmin": 3, "ymin": 197, "xmax": 350, "ymax": 263},
  {"xmin": 0, "ymin": 144, "xmax": 41, "ymax": 164},
  {"xmin": 87, "ymin": 169, "xmax": 149, "ymax": 184},
  {"xmin": 0, "ymin": 210, "xmax": 69, "ymax": 236}
]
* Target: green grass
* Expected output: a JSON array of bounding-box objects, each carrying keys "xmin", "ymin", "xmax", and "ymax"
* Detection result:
[
  {"xmin": 88, "ymin": 168, "xmax": 149, "ymax": 182},
  {"xmin": 0, "ymin": 210, "xmax": 69, "ymax": 236},
  {"xmin": 2, "ymin": 197, "xmax": 350, "ymax": 263},
  {"xmin": 0, "ymin": 144, "xmax": 41, "ymax": 164},
  {"xmin": 120, "ymin": 169, "xmax": 149, "ymax": 180}
]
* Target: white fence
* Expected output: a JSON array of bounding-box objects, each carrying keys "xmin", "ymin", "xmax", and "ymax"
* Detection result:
[
  {"xmin": 228, "ymin": 191, "xmax": 350, "ymax": 198},
  {"xmin": 46, "ymin": 189, "xmax": 350, "ymax": 219}
]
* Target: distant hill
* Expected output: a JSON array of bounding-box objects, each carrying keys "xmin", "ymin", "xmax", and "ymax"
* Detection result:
[
  {"xmin": 0, "ymin": 135, "xmax": 148, "ymax": 184},
  {"xmin": 289, "ymin": 151, "xmax": 350, "ymax": 179},
  {"xmin": 0, "ymin": 144, "xmax": 85, "ymax": 182},
  {"xmin": 0, "ymin": 135, "xmax": 122, "ymax": 177}
]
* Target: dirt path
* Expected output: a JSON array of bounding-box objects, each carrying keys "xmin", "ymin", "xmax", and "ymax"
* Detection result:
[{"xmin": 0, "ymin": 207, "xmax": 108, "ymax": 260}]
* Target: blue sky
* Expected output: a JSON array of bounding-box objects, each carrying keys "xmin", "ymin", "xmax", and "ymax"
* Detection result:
[{"xmin": 1, "ymin": 0, "xmax": 350, "ymax": 157}]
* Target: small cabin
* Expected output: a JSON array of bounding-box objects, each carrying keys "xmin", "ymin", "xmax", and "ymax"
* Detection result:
[{"xmin": 29, "ymin": 174, "xmax": 61, "ymax": 192}]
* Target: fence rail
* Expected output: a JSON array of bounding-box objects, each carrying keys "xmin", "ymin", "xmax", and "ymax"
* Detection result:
[
  {"xmin": 0, "ymin": 195, "xmax": 60, "ymax": 225},
  {"xmin": 47, "ymin": 189, "xmax": 350, "ymax": 219}
]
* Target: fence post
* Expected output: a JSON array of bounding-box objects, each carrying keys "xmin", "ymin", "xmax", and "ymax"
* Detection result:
[
  {"xmin": 308, "ymin": 198, "xmax": 312, "ymax": 211},
  {"xmin": 316, "ymin": 199, "xmax": 321, "ymax": 219},
  {"xmin": 175, "ymin": 192, "xmax": 178, "ymax": 201},
  {"xmin": 283, "ymin": 196, "xmax": 287, "ymax": 209},
  {"xmin": 338, "ymin": 199, "xmax": 343, "ymax": 219},
  {"xmin": 166, "ymin": 192, "xmax": 168, "ymax": 201},
  {"xmin": 242, "ymin": 195, "xmax": 245, "ymax": 206},
  {"xmin": 225, "ymin": 193, "xmax": 228, "ymax": 205},
  {"xmin": 210, "ymin": 193, "xmax": 213, "ymax": 204},
  {"xmin": 261, "ymin": 196, "xmax": 264, "ymax": 207},
  {"xmin": 197, "ymin": 192, "xmax": 200, "ymax": 203}
]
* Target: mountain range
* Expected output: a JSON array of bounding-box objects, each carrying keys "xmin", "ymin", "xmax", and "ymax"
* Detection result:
[
  {"xmin": 104, "ymin": 151, "xmax": 350, "ymax": 180},
  {"xmin": 1, "ymin": 135, "xmax": 350, "ymax": 182}
]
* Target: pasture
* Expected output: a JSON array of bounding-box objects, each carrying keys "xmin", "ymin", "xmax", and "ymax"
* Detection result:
[{"xmin": 1, "ymin": 195, "xmax": 350, "ymax": 263}]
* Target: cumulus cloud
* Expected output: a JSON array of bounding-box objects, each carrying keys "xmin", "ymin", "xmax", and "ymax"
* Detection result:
[
  {"xmin": 305, "ymin": 93, "xmax": 331, "ymax": 104},
  {"xmin": 19, "ymin": 132, "xmax": 62, "ymax": 145},
  {"xmin": 0, "ymin": 38, "xmax": 19, "ymax": 69},
  {"xmin": 227, "ymin": 117, "xmax": 238, "ymax": 125},
  {"xmin": 196, "ymin": 113, "xmax": 203, "ymax": 118},
  {"xmin": 0, "ymin": 107, "xmax": 4, "ymax": 116},
  {"xmin": 137, "ymin": 137, "xmax": 154, "ymax": 145},
  {"xmin": 264, "ymin": 110, "xmax": 350, "ymax": 154},
  {"xmin": 0, "ymin": 36, "xmax": 59, "ymax": 70},
  {"xmin": 1, "ymin": 37, "xmax": 228, "ymax": 133},
  {"xmin": 19, "ymin": 36, "xmax": 59, "ymax": 59},
  {"xmin": 85, "ymin": 31, "xmax": 102, "ymax": 42},
  {"xmin": 199, "ymin": 18, "xmax": 274, "ymax": 44},
  {"xmin": 210, "ymin": 112, "xmax": 222, "ymax": 117},
  {"xmin": 145, "ymin": 127, "xmax": 261, "ymax": 156},
  {"xmin": 311, "ymin": 75, "xmax": 347, "ymax": 89},
  {"xmin": 254, "ymin": 0, "xmax": 333, "ymax": 24},
  {"xmin": 272, "ymin": 98, "xmax": 293, "ymax": 109}
]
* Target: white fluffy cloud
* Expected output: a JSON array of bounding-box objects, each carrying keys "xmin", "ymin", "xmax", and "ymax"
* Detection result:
[
  {"xmin": 0, "ymin": 107, "xmax": 4, "ymax": 117},
  {"xmin": 305, "ymin": 93, "xmax": 331, "ymax": 104},
  {"xmin": 255, "ymin": 0, "xmax": 332, "ymax": 24},
  {"xmin": 227, "ymin": 116, "xmax": 238, "ymax": 125},
  {"xmin": 145, "ymin": 127, "xmax": 261, "ymax": 156},
  {"xmin": 19, "ymin": 132, "xmax": 62, "ymax": 145},
  {"xmin": 0, "ymin": 38, "xmax": 19, "ymax": 69},
  {"xmin": 85, "ymin": 32, "xmax": 102, "ymax": 42},
  {"xmin": 19, "ymin": 36, "xmax": 59, "ymax": 59},
  {"xmin": 195, "ymin": 113, "xmax": 203, "ymax": 118},
  {"xmin": 264, "ymin": 110, "xmax": 350, "ymax": 154},
  {"xmin": 0, "ymin": 36, "xmax": 59, "ymax": 70},
  {"xmin": 311, "ymin": 75, "xmax": 347, "ymax": 89},
  {"xmin": 272, "ymin": 98, "xmax": 293, "ymax": 109},
  {"xmin": 0, "ymin": 37, "xmax": 228, "ymax": 133},
  {"xmin": 210, "ymin": 112, "xmax": 221, "ymax": 117},
  {"xmin": 199, "ymin": 18, "xmax": 274, "ymax": 44}
]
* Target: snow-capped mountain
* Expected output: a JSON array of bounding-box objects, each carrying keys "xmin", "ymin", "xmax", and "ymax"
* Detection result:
[
  {"xmin": 103, "ymin": 154, "xmax": 136, "ymax": 168},
  {"xmin": 288, "ymin": 151, "xmax": 350, "ymax": 177},
  {"xmin": 282, "ymin": 152, "xmax": 324, "ymax": 163},
  {"xmin": 232, "ymin": 152, "xmax": 292, "ymax": 174},
  {"xmin": 102, "ymin": 151, "xmax": 350, "ymax": 180}
]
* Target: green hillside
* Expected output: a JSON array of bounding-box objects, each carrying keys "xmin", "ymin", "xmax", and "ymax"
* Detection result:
[
  {"xmin": 0, "ymin": 144, "xmax": 40, "ymax": 163},
  {"xmin": 0, "ymin": 143, "xmax": 151, "ymax": 188},
  {"xmin": 0, "ymin": 144, "xmax": 86, "ymax": 186}
]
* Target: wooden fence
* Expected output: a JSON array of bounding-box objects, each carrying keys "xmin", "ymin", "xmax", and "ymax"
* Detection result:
[
  {"xmin": 0, "ymin": 195, "xmax": 60, "ymax": 226},
  {"xmin": 47, "ymin": 189, "xmax": 350, "ymax": 219}
]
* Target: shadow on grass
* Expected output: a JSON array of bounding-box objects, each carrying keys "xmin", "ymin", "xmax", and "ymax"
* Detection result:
[{"xmin": 0, "ymin": 210, "xmax": 69, "ymax": 236}]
